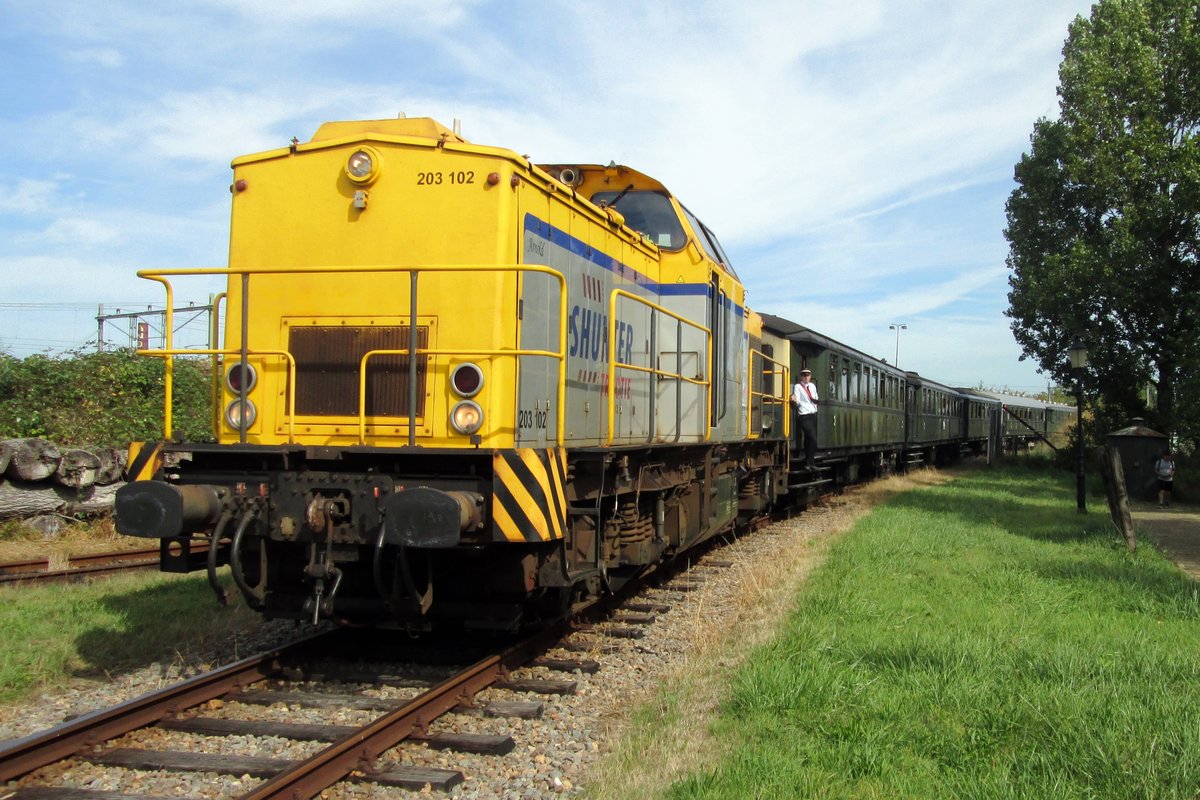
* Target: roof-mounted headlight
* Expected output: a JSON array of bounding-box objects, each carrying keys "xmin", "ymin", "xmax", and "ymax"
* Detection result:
[
  {"xmin": 449, "ymin": 401, "xmax": 483, "ymax": 435},
  {"xmin": 345, "ymin": 147, "xmax": 381, "ymax": 184}
]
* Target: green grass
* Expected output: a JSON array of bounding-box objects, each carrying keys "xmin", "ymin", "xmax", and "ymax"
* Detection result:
[
  {"xmin": 668, "ymin": 464, "xmax": 1200, "ymax": 799},
  {"xmin": 0, "ymin": 572, "xmax": 270, "ymax": 703}
]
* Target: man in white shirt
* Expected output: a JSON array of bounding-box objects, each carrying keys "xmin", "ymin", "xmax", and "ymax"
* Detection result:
[
  {"xmin": 791, "ymin": 368, "xmax": 819, "ymax": 469},
  {"xmin": 1155, "ymin": 451, "xmax": 1176, "ymax": 508}
]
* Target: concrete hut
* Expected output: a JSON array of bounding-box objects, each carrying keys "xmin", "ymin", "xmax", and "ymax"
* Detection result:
[{"xmin": 1106, "ymin": 418, "xmax": 1169, "ymax": 501}]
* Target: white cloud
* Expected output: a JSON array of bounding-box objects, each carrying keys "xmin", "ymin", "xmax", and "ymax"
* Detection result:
[
  {"xmin": 31, "ymin": 217, "xmax": 122, "ymax": 246},
  {"xmin": 199, "ymin": 0, "xmax": 481, "ymax": 28},
  {"xmin": 66, "ymin": 47, "xmax": 124, "ymax": 68},
  {"xmin": 0, "ymin": 0, "xmax": 1091, "ymax": 381},
  {"xmin": 0, "ymin": 179, "xmax": 59, "ymax": 214},
  {"xmin": 1, "ymin": 255, "xmax": 124, "ymax": 299}
]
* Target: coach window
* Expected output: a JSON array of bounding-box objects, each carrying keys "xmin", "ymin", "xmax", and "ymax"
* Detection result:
[
  {"xmin": 853, "ymin": 363, "xmax": 862, "ymax": 403},
  {"xmin": 828, "ymin": 356, "xmax": 838, "ymax": 399},
  {"xmin": 872, "ymin": 370, "xmax": 879, "ymax": 405},
  {"xmin": 842, "ymin": 365, "xmax": 850, "ymax": 401}
]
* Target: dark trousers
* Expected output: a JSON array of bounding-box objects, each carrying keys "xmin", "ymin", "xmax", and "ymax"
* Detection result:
[{"xmin": 796, "ymin": 412, "xmax": 817, "ymax": 466}]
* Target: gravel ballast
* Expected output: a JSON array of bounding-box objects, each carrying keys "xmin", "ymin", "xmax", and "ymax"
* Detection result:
[{"xmin": 2, "ymin": 474, "xmax": 941, "ymax": 798}]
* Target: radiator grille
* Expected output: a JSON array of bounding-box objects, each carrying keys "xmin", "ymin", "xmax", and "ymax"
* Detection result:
[{"xmin": 289, "ymin": 326, "xmax": 428, "ymax": 417}]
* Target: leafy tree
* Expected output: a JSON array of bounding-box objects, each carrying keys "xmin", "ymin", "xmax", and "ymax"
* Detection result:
[{"xmin": 1005, "ymin": 0, "xmax": 1200, "ymax": 446}]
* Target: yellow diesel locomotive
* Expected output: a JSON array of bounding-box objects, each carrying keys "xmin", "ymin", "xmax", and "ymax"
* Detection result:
[{"xmin": 115, "ymin": 117, "xmax": 791, "ymax": 629}]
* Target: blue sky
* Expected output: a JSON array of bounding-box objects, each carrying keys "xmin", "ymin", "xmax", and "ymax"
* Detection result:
[{"xmin": 0, "ymin": 0, "xmax": 1093, "ymax": 392}]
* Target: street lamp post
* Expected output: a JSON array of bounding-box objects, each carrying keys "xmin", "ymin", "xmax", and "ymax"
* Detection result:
[
  {"xmin": 889, "ymin": 323, "xmax": 907, "ymax": 367},
  {"xmin": 1068, "ymin": 338, "xmax": 1088, "ymax": 513}
]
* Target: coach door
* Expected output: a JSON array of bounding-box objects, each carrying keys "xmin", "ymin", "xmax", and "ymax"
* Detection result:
[{"xmin": 904, "ymin": 381, "xmax": 916, "ymax": 446}]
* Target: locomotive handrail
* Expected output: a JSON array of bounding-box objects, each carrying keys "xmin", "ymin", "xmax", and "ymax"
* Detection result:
[
  {"xmin": 134, "ymin": 347, "xmax": 299, "ymax": 442},
  {"xmin": 606, "ymin": 289, "xmax": 711, "ymax": 446},
  {"xmin": 210, "ymin": 292, "xmax": 227, "ymax": 435},
  {"xmin": 748, "ymin": 350, "xmax": 790, "ymax": 440},
  {"xmin": 358, "ymin": 346, "xmax": 563, "ymax": 445},
  {"xmin": 137, "ymin": 264, "xmax": 567, "ymax": 446}
]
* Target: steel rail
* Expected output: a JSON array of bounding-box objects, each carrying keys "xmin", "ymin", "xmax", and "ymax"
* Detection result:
[
  {"xmin": 0, "ymin": 547, "xmax": 161, "ymax": 576},
  {"xmin": 238, "ymin": 626, "xmax": 564, "ymax": 800},
  {"xmin": 0, "ymin": 543, "xmax": 207, "ymax": 586},
  {"xmin": 0, "ymin": 631, "xmax": 334, "ymax": 782}
]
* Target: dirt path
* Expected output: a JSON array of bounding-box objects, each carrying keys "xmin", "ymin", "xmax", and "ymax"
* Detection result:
[{"xmin": 1130, "ymin": 500, "xmax": 1200, "ymax": 579}]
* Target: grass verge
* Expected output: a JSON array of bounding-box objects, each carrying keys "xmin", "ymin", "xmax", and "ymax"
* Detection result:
[
  {"xmin": 0, "ymin": 516, "xmax": 144, "ymax": 566},
  {"xmin": 0, "ymin": 571, "xmax": 271, "ymax": 704},
  {"xmin": 651, "ymin": 462, "xmax": 1200, "ymax": 799},
  {"xmin": 587, "ymin": 468, "xmax": 958, "ymax": 799}
]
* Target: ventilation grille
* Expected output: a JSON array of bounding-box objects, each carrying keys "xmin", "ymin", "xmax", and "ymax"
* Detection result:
[{"xmin": 289, "ymin": 326, "xmax": 428, "ymax": 417}]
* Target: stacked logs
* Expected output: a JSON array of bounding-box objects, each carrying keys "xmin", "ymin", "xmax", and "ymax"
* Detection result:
[{"xmin": 0, "ymin": 438, "xmax": 127, "ymax": 521}]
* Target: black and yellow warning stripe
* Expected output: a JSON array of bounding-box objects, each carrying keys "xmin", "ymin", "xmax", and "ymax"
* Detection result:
[
  {"xmin": 125, "ymin": 441, "xmax": 164, "ymax": 482},
  {"xmin": 492, "ymin": 448, "xmax": 568, "ymax": 543}
]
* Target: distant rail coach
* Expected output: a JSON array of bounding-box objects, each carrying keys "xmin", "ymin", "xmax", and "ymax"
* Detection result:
[{"xmin": 113, "ymin": 117, "xmax": 1074, "ymax": 630}]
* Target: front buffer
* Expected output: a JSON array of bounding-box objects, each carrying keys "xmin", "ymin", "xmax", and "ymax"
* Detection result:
[{"xmin": 114, "ymin": 443, "xmax": 571, "ymax": 631}]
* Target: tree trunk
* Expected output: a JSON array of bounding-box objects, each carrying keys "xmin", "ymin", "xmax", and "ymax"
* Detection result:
[
  {"xmin": 1156, "ymin": 355, "xmax": 1176, "ymax": 435},
  {"xmin": 0, "ymin": 479, "xmax": 124, "ymax": 520},
  {"xmin": 55, "ymin": 449, "xmax": 102, "ymax": 490},
  {"xmin": 92, "ymin": 447, "xmax": 127, "ymax": 485},
  {"xmin": 1108, "ymin": 447, "xmax": 1137, "ymax": 551},
  {"xmin": 51, "ymin": 447, "xmax": 125, "ymax": 489},
  {"xmin": 1096, "ymin": 445, "xmax": 1136, "ymax": 551},
  {"xmin": 3, "ymin": 438, "xmax": 62, "ymax": 482}
]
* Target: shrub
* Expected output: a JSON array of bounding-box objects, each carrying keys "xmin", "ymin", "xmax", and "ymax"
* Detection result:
[{"xmin": 0, "ymin": 349, "xmax": 213, "ymax": 447}]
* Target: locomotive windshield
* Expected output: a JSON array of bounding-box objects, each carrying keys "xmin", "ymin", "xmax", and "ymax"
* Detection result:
[
  {"xmin": 591, "ymin": 189, "xmax": 686, "ymax": 250},
  {"xmin": 680, "ymin": 203, "xmax": 738, "ymax": 278}
]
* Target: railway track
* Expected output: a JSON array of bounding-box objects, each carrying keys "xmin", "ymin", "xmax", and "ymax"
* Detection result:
[
  {"xmin": 0, "ymin": 490, "xmax": 831, "ymax": 798},
  {"xmin": 0, "ymin": 544, "xmax": 205, "ymax": 587},
  {"xmin": 0, "ymin": 624, "xmax": 584, "ymax": 798},
  {"xmin": 0, "ymin": 541, "xmax": 736, "ymax": 798}
]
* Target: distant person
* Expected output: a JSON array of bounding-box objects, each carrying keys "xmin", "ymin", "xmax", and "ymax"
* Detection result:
[
  {"xmin": 791, "ymin": 368, "xmax": 819, "ymax": 469},
  {"xmin": 1155, "ymin": 451, "xmax": 1176, "ymax": 508}
]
